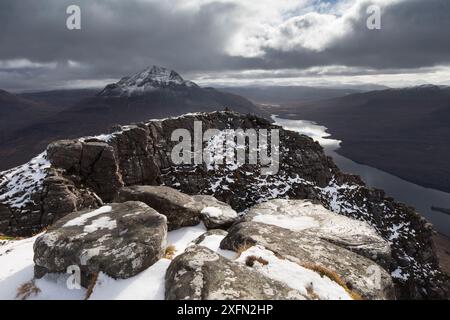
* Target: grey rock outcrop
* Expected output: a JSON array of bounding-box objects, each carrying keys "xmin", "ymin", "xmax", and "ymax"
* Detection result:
[
  {"xmin": 116, "ymin": 186, "xmax": 238, "ymax": 230},
  {"xmin": 243, "ymin": 199, "xmax": 392, "ymax": 268},
  {"xmin": 220, "ymin": 221, "xmax": 396, "ymax": 300},
  {"xmin": 192, "ymin": 195, "xmax": 238, "ymax": 229},
  {"xmin": 116, "ymin": 186, "xmax": 200, "ymax": 230},
  {"xmin": 165, "ymin": 245, "xmax": 306, "ymax": 300},
  {"xmin": 33, "ymin": 201, "xmax": 167, "ymax": 285},
  {"xmin": 47, "ymin": 139, "xmax": 123, "ymax": 201}
]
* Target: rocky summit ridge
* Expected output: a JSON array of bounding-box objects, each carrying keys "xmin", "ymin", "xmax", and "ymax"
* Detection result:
[{"xmin": 0, "ymin": 111, "xmax": 449, "ymax": 299}]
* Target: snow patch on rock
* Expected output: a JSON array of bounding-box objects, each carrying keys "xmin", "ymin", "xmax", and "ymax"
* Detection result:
[{"xmin": 0, "ymin": 153, "xmax": 51, "ymax": 209}]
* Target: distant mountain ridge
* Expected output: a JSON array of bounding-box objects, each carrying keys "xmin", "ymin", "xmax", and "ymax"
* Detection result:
[
  {"xmin": 272, "ymin": 85, "xmax": 450, "ymax": 193},
  {"xmin": 0, "ymin": 89, "xmax": 59, "ymax": 143},
  {"xmin": 19, "ymin": 89, "xmax": 99, "ymax": 109},
  {"xmin": 0, "ymin": 66, "xmax": 265, "ymax": 170},
  {"xmin": 220, "ymin": 84, "xmax": 389, "ymax": 105},
  {"xmin": 99, "ymin": 66, "xmax": 199, "ymax": 97}
]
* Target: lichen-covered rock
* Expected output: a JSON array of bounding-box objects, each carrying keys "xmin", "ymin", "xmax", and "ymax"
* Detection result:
[
  {"xmin": 116, "ymin": 186, "xmax": 237, "ymax": 230},
  {"xmin": 192, "ymin": 195, "xmax": 238, "ymax": 229},
  {"xmin": 116, "ymin": 186, "xmax": 200, "ymax": 230},
  {"xmin": 220, "ymin": 221, "xmax": 396, "ymax": 300},
  {"xmin": 165, "ymin": 245, "xmax": 306, "ymax": 300},
  {"xmin": 33, "ymin": 201, "xmax": 167, "ymax": 285},
  {"xmin": 244, "ymin": 199, "xmax": 392, "ymax": 269}
]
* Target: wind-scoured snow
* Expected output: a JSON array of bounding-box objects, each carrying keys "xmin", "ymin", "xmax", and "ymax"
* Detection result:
[
  {"xmin": 253, "ymin": 215, "xmax": 320, "ymax": 231},
  {"xmin": 0, "ymin": 152, "xmax": 51, "ymax": 209},
  {"xmin": 63, "ymin": 206, "xmax": 112, "ymax": 228},
  {"xmin": 236, "ymin": 245, "xmax": 353, "ymax": 300},
  {"xmin": 194, "ymin": 234, "xmax": 236, "ymax": 260},
  {"xmin": 83, "ymin": 216, "xmax": 117, "ymax": 234},
  {"xmin": 201, "ymin": 206, "xmax": 238, "ymax": 220}
]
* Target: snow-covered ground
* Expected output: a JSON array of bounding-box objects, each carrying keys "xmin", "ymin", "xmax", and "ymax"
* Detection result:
[{"xmin": 0, "ymin": 152, "xmax": 51, "ymax": 209}]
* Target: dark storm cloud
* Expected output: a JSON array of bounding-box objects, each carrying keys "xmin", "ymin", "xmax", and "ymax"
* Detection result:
[
  {"xmin": 0, "ymin": 0, "xmax": 247, "ymax": 90},
  {"xmin": 260, "ymin": 0, "xmax": 450, "ymax": 71},
  {"xmin": 0, "ymin": 0, "xmax": 449, "ymax": 90}
]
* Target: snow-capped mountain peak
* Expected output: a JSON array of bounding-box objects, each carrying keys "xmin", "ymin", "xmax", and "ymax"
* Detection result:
[{"xmin": 99, "ymin": 66, "xmax": 198, "ymax": 97}]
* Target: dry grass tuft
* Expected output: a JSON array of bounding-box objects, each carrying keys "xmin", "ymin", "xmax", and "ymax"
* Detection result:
[
  {"xmin": 245, "ymin": 255, "xmax": 269, "ymax": 267},
  {"xmin": 84, "ymin": 272, "xmax": 99, "ymax": 300},
  {"xmin": 16, "ymin": 280, "xmax": 41, "ymax": 300},
  {"xmin": 0, "ymin": 234, "xmax": 22, "ymax": 241},
  {"xmin": 234, "ymin": 242, "xmax": 255, "ymax": 258},
  {"xmin": 164, "ymin": 245, "xmax": 177, "ymax": 260},
  {"xmin": 306, "ymin": 283, "xmax": 321, "ymax": 300},
  {"xmin": 302, "ymin": 263, "xmax": 363, "ymax": 300}
]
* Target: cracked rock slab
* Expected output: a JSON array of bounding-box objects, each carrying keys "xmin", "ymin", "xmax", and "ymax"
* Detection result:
[
  {"xmin": 33, "ymin": 201, "xmax": 167, "ymax": 285},
  {"xmin": 116, "ymin": 186, "xmax": 201, "ymax": 230},
  {"xmin": 220, "ymin": 221, "xmax": 396, "ymax": 300},
  {"xmin": 244, "ymin": 199, "xmax": 392, "ymax": 268},
  {"xmin": 165, "ymin": 245, "xmax": 306, "ymax": 300},
  {"xmin": 116, "ymin": 186, "xmax": 237, "ymax": 230}
]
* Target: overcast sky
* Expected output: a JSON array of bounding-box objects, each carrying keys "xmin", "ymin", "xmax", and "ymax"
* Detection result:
[{"xmin": 1, "ymin": 0, "xmax": 449, "ymax": 91}]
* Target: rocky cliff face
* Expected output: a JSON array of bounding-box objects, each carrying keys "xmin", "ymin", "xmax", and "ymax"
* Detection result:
[{"xmin": 0, "ymin": 111, "xmax": 448, "ymax": 299}]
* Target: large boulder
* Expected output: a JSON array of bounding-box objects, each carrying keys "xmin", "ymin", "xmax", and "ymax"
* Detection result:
[
  {"xmin": 116, "ymin": 186, "xmax": 238, "ymax": 230},
  {"xmin": 33, "ymin": 201, "xmax": 167, "ymax": 285},
  {"xmin": 165, "ymin": 245, "xmax": 306, "ymax": 300},
  {"xmin": 220, "ymin": 221, "xmax": 396, "ymax": 300},
  {"xmin": 116, "ymin": 186, "xmax": 200, "ymax": 230},
  {"xmin": 243, "ymin": 199, "xmax": 392, "ymax": 268}
]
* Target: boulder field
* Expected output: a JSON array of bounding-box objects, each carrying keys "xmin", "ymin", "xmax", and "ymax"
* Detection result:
[{"xmin": 32, "ymin": 194, "xmax": 395, "ymax": 300}]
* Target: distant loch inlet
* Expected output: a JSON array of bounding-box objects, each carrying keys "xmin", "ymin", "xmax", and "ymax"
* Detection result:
[{"xmin": 273, "ymin": 115, "xmax": 450, "ymax": 237}]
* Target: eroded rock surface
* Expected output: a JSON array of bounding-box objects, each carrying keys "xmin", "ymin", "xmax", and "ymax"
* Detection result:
[
  {"xmin": 244, "ymin": 199, "xmax": 392, "ymax": 268},
  {"xmin": 221, "ymin": 221, "xmax": 395, "ymax": 300},
  {"xmin": 116, "ymin": 186, "xmax": 200, "ymax": 230},
  {"xmin": 33, "ymin": 201, "xmax": 167, "ymax": 285},
  {"xmin": 165, "ymin": 245, "xmax": 306, "ymax": 300},
  {"xmin": 192, "ymin": 195, "xmax": 238, "ymax": 229},
  {"xmin": 116, "ymin": 186, "xmax": 237, "ymax": 230}
]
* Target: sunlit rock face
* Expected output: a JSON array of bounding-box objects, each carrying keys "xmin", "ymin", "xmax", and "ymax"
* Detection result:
[{"xmin": 33, "ymin": 201, "xmax": 167, "ymax": 286}]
